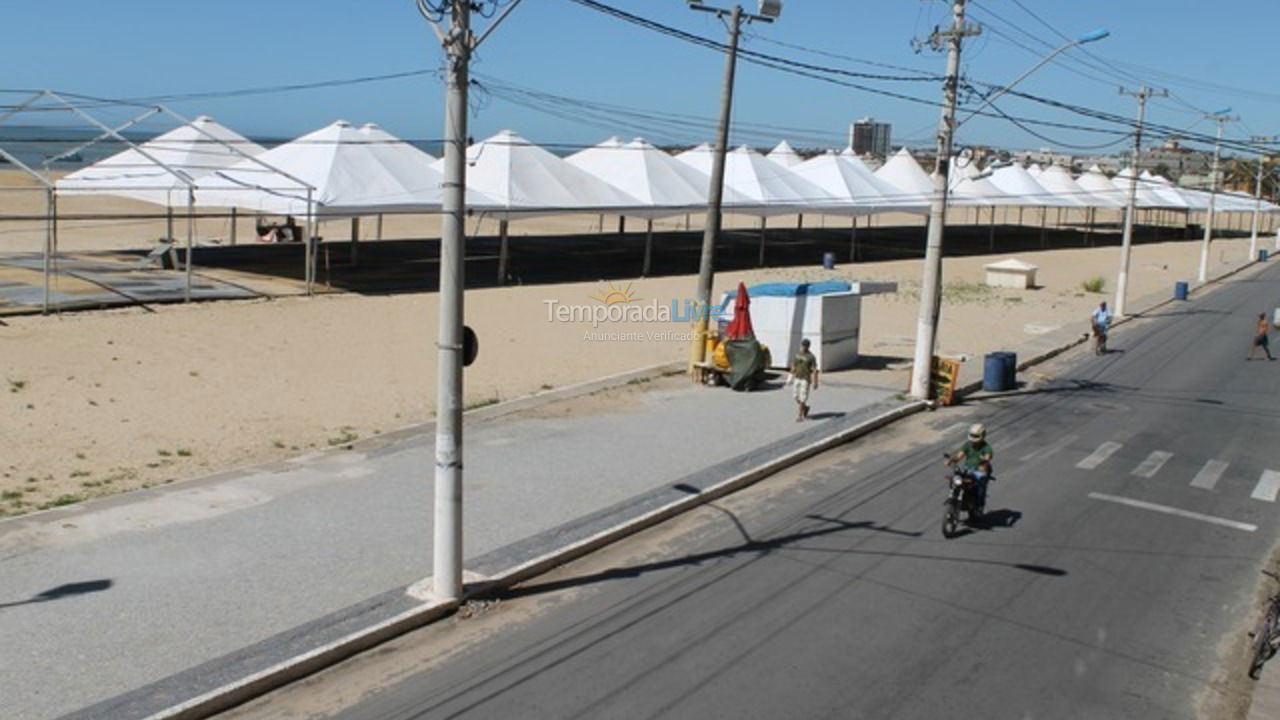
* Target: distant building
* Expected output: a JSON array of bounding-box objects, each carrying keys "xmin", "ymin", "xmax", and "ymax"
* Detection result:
[{"xmin": 850, "ymin": 117, "xmax": 891, "ymax": 159}]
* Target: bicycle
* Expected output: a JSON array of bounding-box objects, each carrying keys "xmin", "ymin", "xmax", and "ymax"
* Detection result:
[{"xmin": 1248, "ymin": 570, "xmax": 1280, "ymax": 679}]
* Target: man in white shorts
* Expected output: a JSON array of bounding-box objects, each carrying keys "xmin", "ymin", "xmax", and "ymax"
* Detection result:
[{"xmin": 789, "ymin": 338, "xmax": 819, "ymax": 421}]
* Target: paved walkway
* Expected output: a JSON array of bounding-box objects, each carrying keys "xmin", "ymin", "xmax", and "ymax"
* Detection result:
[{"xmin": 0, "ymin": 254, "xmax": 1270, "ymax": 720}]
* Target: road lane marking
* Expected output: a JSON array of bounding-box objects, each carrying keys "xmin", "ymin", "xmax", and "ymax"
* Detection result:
[
  {"xmin": 1088, "ymin": 492, "xmax": 1257, "ymax": 532},
  {"xmin": 1076, "ymin": 441, "xmax": 1122, "ymax": 470},
  {"xmin": 1251, "ymin": 470, "xmax": 1280, "ymax": 502},
  {"xmin": 1190, "ymin": 459, "xmax": 1229, "ymax": 490},
  {"xmin": 1132, "ymin": 451, "xmax": 1174, "ymax": 478},
  {"xmin": 1019, "ymin": 433, "xmax": 1078, "ymax": 463}
]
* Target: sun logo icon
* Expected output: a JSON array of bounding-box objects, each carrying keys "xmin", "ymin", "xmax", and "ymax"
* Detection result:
[{"xmin": 590, "ymin": 281, "xmax": 639, "ymax": 305}]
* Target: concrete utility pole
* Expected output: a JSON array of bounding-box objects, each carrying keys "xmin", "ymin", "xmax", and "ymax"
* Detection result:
[
  {"xmin": 1249, "ymin": 135, "xmax": 1278, "ymax": 260},
  {"xmin": 687, "ymin": 1, "xmax": 780, "ymax": 375},
  {"xmin": 1198, "ymin": 109, "xmax": 1239, "ymax": 283},
  {"xmin": 909, "ymin": 0, "xmax": 979, "ymax": 400},
  {"xmin": 1115, "ymin": 86, "xmax": 1166, "ymax": 318},
  {"xmin": 419, "ymin": 0, "xmax": 524, "ymax": 603}
]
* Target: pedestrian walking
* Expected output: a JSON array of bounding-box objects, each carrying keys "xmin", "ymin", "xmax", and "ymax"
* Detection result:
[
  {"xmin": 1248, "ymin": 312, "xmax": 1275, "ymax": 361},
  {"xmin": 789, "ymin": 338, "xmax": 819, "ymax": 421}
]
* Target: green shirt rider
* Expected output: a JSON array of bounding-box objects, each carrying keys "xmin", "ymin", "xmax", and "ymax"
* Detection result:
[{"xmin": 950, "ymin": 423, "xmax": 994, "ymax": 511}]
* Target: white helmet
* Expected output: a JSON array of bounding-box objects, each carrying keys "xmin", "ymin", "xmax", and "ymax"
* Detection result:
[{"xmin": 968, "ymin": 423, "xmax": 986, "ymax": 441}]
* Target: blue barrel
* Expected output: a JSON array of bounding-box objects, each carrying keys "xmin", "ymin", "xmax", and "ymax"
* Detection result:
[
  {"xmin": 997, "ymin": 351, "xmax": 1017, "ymax": 389},
  {"xmin": 1260, "ymin": 250, "xmax": 1269, "ymax": 262},
  {"xmin": 983, "ymin": 353, "xmax": 1011, "ymax": 392},
  {"xmin": 1174, "ymin": 281, "xmax": 1189, "ymax": 301},
  {"xmin": 822, "ymin": 251, "xmax": 836, "ymax": 270}
]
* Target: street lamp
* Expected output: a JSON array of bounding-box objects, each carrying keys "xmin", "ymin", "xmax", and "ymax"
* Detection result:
[
  {"xmin": 909, "ymin": 13, "xmax": 1108, "ymax": 400},
  {"xmin": 1197, "ymin": 107, "xmax": 1238, "ymax": 283},
  {"xmin": 687, "ymin": 0, "xmax": 781, "ymax": 377}
]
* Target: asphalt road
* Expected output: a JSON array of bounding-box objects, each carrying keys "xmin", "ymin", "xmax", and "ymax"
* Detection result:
[{"xmin": 223, "ymin": 261, "xmax": 1280, "ymax": 720}]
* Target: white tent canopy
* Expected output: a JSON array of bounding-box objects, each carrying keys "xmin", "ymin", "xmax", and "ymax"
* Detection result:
[
  {"xmin": 57, "ymin": 115, "xmax": 266, "ymax": 206},
  {"xmin": 1075, "ymin": 165, "xmax": 1127, "ymax": 207},
  {"xmin": 442, "ymin": 129, "xmax": 641, "ymax": 217},
  {"xmin": 873, "ymin": 148, "xmax": 933, "ymax": 206},
  {"xmin": 1035, "ymin": 164, "xmax": 1106, "ymax": 208},
  {"xmin": 988, "ymin": 164, "xmax": 1060, "ymax": 206},
  {"xmin": 950, "ymin": 159, "xmax": 1021, "ymax": 206},
  {"xmin": 676, "ymin": 144, "xmax": 832, "ymax": 216},
  {"xmin": 766, "ymin": 140, "xmax": 804, "ymax": 168},
  {"xmin": 566, "ymin": 137, "xmax": 727, "ymax": 215},
  {"xmin": 791, "ymin": 150, "xmax": 922, "ymax": 215},
  {"xmin": 197, "ymin": 120, "xmax": 483, "ymax": 215},
  {"xmin": 1112, "ymin": 167, "xmax": 1175, "ymax": 209}
]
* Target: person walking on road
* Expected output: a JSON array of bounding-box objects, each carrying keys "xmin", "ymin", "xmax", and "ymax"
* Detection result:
[
  {"xmin": 1248, "ymin": 312, "xmax": 1275, "ymax": 361},
  {"xmin": 789, "ymin": 338, "xmax": 819, "ymax": 421}
]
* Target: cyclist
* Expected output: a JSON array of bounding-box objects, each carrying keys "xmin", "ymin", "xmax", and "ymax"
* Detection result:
[{"xmin": 950, "ymin": 423, "xmax": 994, "ymax": 513}]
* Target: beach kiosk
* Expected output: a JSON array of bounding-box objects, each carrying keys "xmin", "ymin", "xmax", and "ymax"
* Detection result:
[
  {"xmin": 984, "ymin": 258, "xmax": 1039, "ymax": 289},
  {"xmin": 720, "ymin": 281, "xmax": 862, "ymax": 372}
]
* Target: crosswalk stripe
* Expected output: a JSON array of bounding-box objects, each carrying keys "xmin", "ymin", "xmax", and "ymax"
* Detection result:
[
  {"xmin": 1077, "ymin": 441, "xmax": 1122, "ymax": 470},
  {"xmin": 1132, "ymin": 451, "xmax": 1174, "ymax": 478},
  {"xmin": 1251, "ymin": 470, "xmax": 1280, "ymax": 502},
  {"xmin": 1190, "ymin": 459, "xmax": 1229, "ymax": 490}
]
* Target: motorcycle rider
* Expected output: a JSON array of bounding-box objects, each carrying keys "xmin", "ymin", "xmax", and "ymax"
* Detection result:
[{"xmin": 950, "ymin": 423, "xmax": 994, "ymax": 513}]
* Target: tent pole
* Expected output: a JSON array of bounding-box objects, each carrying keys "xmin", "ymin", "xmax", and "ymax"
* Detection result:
[
  {"xmin": 642, "ymin": 219, "xmax": 654, "ymax": 277},
  {"xmin": 230, "ymin": 207, "xmax": 238, "ymax": 246},
  {"xmin": 166, "ymin": 205, "xmax": 174, "ymax": 242},
  {"xmin": 1018, "ymin": 205, "xmax": 1024, "ymax": 227},
  {"xmin": 350, "ymin": 216, "xmax": 360, "ymax": 266},
  {"xmin": 758, "ymin": 216, "xmax": 767, "ymax": 267},
  {"xmin": 497, "ymin": 219, "xmax": 509, "ymax": 285},
  {"xmin": 849, "ymin": 216, "xmax": 858, "ymax": 262},
  {"xmin": 185, "ymin": 187, "xmax": 194, "ymax": 302},
  {"xmin": 618, "ymin": 216, "xmax": 625, "ymax": 235},
  {"xmin": 1040, "ymin": 206, "xmax": 1048, "ymax": 248},
  {"xmin": 797, "ymin": 213, "xmax": 803, "ymax": 230},
  {"xmin": 44, "ymin": 187, "xmax": 54, "ymax": 314},
  {"xmin": 377, "ymin": 213, "xmax": 384, "ymax": 240},
  {"xmin": 988, "ymin": 206, "xmax": 996, "ymax": 251},
  {"xmin": 305, "ymin": 190, "xmax": 314, "ymax": 296}
]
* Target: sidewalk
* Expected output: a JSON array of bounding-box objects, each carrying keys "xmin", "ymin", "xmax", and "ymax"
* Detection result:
[{"xmin": 0, "ymin": 255, "xmax": 1267, "ymax": 720}]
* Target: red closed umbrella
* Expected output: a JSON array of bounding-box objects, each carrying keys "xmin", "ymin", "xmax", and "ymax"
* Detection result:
[{"xmin": 724, "ymin": 282, "xmax": 754, "ymax": 340}]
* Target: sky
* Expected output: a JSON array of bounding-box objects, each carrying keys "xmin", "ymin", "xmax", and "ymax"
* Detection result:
[{"xmin": 3, "ymin": 0, "xmax": 1277, "ymax": 157}]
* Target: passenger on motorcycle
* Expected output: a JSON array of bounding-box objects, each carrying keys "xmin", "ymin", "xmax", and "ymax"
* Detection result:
[{"xmin": 950, "ymin": 423, "xmax": 993, "ymax": 511}]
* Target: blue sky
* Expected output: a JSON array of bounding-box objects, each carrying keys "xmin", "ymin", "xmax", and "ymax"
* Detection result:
[{"xmin": 4, "ymin": 0, "xmax": 1276, "ymax": 156}]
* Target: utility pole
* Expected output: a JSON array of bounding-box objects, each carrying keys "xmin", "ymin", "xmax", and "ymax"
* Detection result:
[
  {"xmin": 1115, "ymin": 86, "xmax": 1166, "ymax": 317},
  {"xmin": 1249, "ymin": 135, "xmax": 1278, "ymax": 261},
  {"xmin": 419, "ymin": 0, "xmax": 524, "ymax": 603},
  {"xmin": 1198, "ymin": 110, "xmax": 1239, "ymax": 283},
  {"xmin": 687, "ymin": 1, "xmax": 780, "ymax": 375},
  {"xmin": 909, "ymin": 0, "xmax": 980, "ymax": 400}
]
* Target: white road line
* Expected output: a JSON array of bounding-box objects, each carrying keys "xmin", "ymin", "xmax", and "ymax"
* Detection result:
[
  {"xmin": 1019, "ymin": 433, "xmax": 1079, "ymax": 463},
  {"xmin": 1251, "ymin": 470, "xmax": 1280, "ymax": 502},
  {"xmin": 1076, "ymin": 441, "xmax": 1122, "ymax": 470},
  {"xmin": 1132, "ymin": 451, "xmax": 1174, "ymax": 478},
  {"xmin": 1190, "ymin": 459, "xmax": 1229, "ymax": 490},
  {"xmin": 1087, "ymin": 492, "xmax": 1257, "ymax": 532}
]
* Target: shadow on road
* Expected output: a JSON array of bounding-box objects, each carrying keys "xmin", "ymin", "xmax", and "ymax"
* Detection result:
[{"xmin": 0, "ymin": 579, "xmax": 113, "ymax": 610}]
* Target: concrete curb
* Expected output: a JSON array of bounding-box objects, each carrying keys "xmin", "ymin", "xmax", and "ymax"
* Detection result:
[
  {"xmin": 146, "ymin": 600, "xmax": 458, "ymax": 720},
  {"xmin": 141, "ymin": 256, "xmax": 1270, "ymax": 720}
]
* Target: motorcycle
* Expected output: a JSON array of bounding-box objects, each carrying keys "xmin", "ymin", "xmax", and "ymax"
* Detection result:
[{"xmin": 942, "ymin": 455, "xmax": 991, "ymax": 538}]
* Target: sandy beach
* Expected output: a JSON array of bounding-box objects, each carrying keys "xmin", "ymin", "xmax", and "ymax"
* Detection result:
[{"xmin": 0, "ymin": 193, "xmax": 1267, "ymax": 516}]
